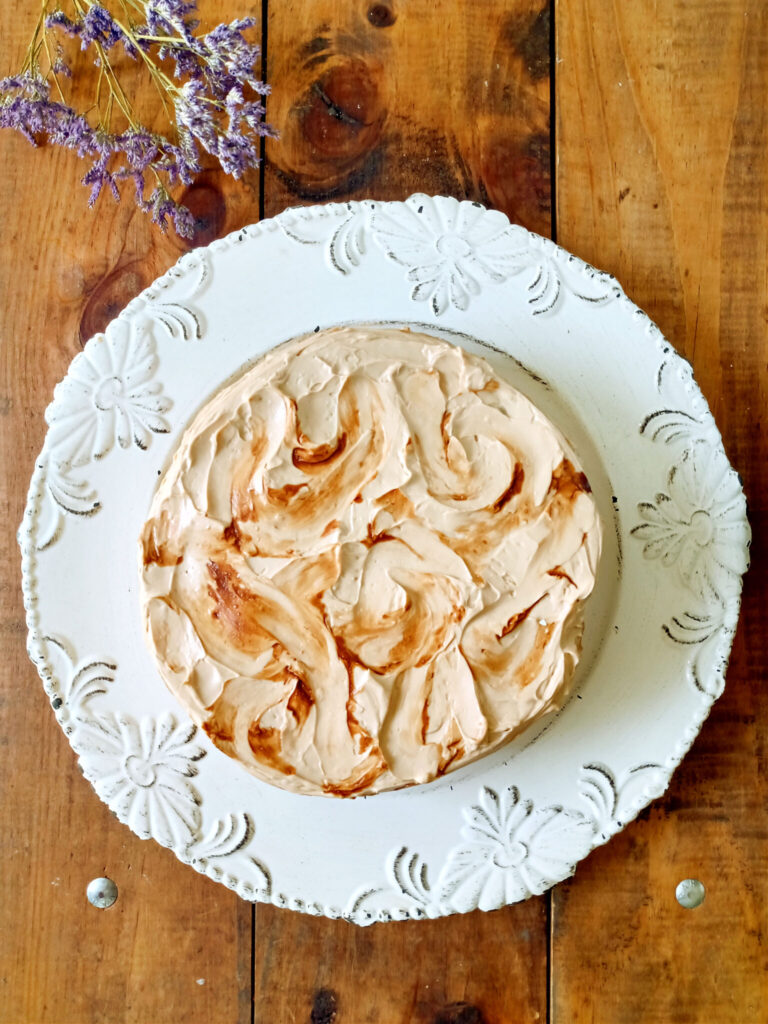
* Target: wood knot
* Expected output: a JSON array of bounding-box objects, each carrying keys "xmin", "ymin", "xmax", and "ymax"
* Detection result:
[
  {"xmin": 272, "ymin": 55, "xmax": 385, "ymax": 197},
  {"xmin": 303, "ymin": 60, "xmax": 384, "ymax": 158},
  {"xmin": 479, "ymin": 131, "xmax": 550, "ymax": 236},
  {"xmin": 177, "ymin": 181, "xmax": 227, "ymax": 248},
  {"xmin": 433, "ymin": 1003, "xmax": 487, "ymax": 1024},
  {"xmin": 367, "ymin": 3, "xmax": 396, "ymax": 27},
  {"xmin": 79, "ymin": 262, "xmax": 150, "ymax": 345},
  {"xmin": 504, "ymin": 5, "xmax": 551, "ymax": 81},
  {"xmin": 310, "ymin": 987, "xmax": 338, "ymax": 1024}
]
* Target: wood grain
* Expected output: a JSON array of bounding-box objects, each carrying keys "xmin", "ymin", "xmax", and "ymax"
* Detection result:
[
  {"xmin": 4, "ymin": 0, "xmax": 766, "ymax": 1019},
  {"xmin": 1, "ymin": 0, "xmax": 554, "ymax": 1018},
  {"xmin": 252, "ymin": 901, "xmax": 548, "ymax": 1024},
  {"xmin": 264, "ymin": 0, "xmax": 553, "ymax": 234},
  {"xmin": 553, "ymin": 1, "xmax": 768, "ymax": 1020},
  {"xmin": 0, "ymin": 8, "xmax": 261, "ymax": 1023},
  {"xmin": 251, "ymin": 4, "xmax": 554, "ymax": 1021}
]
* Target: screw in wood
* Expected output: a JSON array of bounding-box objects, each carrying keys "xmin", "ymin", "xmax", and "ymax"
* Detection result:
[
  {"xmin": 675, "ymin": 878, "xmax": 705, "ymax": 909},
  {"xmin": 86, "ymin": 877, "xmax": 118, "ymax": 909}
]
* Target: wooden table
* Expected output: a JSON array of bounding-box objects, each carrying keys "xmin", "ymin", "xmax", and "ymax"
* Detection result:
[{"xmin": 2, "ymin": 1, "xmax": 766, "ymax": 1021}]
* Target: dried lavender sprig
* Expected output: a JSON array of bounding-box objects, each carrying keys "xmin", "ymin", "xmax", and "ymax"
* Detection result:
[{"xmin": 2, "ymin": 0, "xmax": 274, "ymax": 236}]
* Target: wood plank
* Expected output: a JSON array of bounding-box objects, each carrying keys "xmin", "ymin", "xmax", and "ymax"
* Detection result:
[
  {"xmin": 553, "ymin": 1, "xmax": 768, "ymax": 1020},
  {"xmin": 255, "ymin": 2, "xmax": 554, "ymax": 1021},
  {"xmin": 0, "ymin": 8, "xmax": 260, "ymax": 1021},
  {"xmin": 264, "ymin": 0, "xmax": 553, "ymax": 235},
  {"xmin": 252, "ymin": 900, "xmax": 548, "ymax": 1024}
]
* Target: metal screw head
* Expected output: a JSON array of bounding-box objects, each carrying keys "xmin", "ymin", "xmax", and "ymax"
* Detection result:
[
  {"xmin": 676, "ymin": 878, "xmax": 705, "ymax": 909},
  {"xmin": 86, "ymin": 877, "xmax": 118, "ymax": 909}
]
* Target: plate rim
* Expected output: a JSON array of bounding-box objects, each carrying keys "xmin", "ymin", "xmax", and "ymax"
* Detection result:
[{"xmin": 19, "ymin": 193, "xmax": 751, "ymax": 923}]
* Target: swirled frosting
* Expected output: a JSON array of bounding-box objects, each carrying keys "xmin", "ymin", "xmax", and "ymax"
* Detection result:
[{"xmin": 140, "ymin": 326, "xmax": 601, "ymax": 797}]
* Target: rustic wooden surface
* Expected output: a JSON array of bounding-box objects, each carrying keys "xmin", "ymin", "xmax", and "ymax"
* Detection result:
[
  {"xmin": 552, "ymin": 2, "xmax": 768, "ymax": 1022},
  {"xmin": 0, "ymin": 11, "xmax": 257, "ymax": 1024},
  {"xmin": 1, "ymin": 0, "xmax": 765, "ymax": 1021},
  {"xmin": 264, "ymin": 0, "xmax": 552, "ymax": 232}
]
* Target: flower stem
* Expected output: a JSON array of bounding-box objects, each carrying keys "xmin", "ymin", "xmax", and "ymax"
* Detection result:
[
  {"xmin": 109, "ymin": 0, "xmax": 179, "ymax": 127},
  {"xmin": 3, "ymin": 0, "xmax": 273, "ymax": 236}
]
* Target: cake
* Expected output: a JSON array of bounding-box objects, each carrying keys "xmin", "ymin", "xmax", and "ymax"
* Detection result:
[{"xmin": 139, "ymin": 326, "xmax": 602, "ymax": 796}]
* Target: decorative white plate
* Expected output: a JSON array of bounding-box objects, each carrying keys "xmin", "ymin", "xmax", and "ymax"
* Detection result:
[{"xmin": 20, "ymin": 195, "xmax": 750, "ymax": 924}]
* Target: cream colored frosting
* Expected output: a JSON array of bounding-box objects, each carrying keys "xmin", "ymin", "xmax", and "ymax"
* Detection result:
[{"xmin": 139, "ymin": 326, "xmax": 602, "ymax": 797}]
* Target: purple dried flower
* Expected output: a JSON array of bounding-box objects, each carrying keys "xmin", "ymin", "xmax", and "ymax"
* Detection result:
[
  {"xmin": 146, "ymin": 184, "xmax": 195, "ymax": 237},
  {"xmin": 216, "ymin": 131, "xmax": 260, "ymax": 178},
  {"xmin": 239, "ymin": 100, "xmax": 271, "ymax": 132},
  {"xmin": 170, "ymin": 204, "xmax": 196, "ymax": 238},
  {"xmin": 166, "ymin": 133, "xmax": 201, "ymax": 183},
  {"xmin": 165, "ymin": 46, "xmax": 201, "ymax": 80},
  {"xmin": 121, "ymin": 37, "xmax": 139, "ymax": 60},
  {"xmin": 201, "ymin": 20, "xmax": 261, "ymax": 94},
  {"xmin": 0, "ymin": 100, "xmax": 41, "ymax": 144},
  {"xmin": 142, "ymin": 0, "xmax": 199, "ymax": 48},
  {"xmin": 155, "ymin": 0, "xmax": 198, "ymax": 16},
  {"xmin": 0, "ymin": 73, "xmax": 50, "ymax": 99},
  {"xmin": 174, "ymin": 79, "xmax": 217, "ymax": 148},
  {"xmin": 82, "ymin": 155, "xmax": 120, "ymax": 204},
  {"xmin": 116, "ymin": 129, "xmax": 161, "ymax": 171},
  {"xmin": 224, "ymin": 84, "xmax": 244, "ymax": 112},
  {"xmin": 0, "ymin": 83, "xmax": 95, "ymax": 153},
  {"xmin": 45, "ymin": 10, "xmax": 82, "ymax": 36},
  {"xmin": 51, "ymin": 57, "xmax": 73, "ymax": 78},
  {"xmin": 2, "ymin": 1, "xmax": 274, "ymax": 237},
  {"xmin": 50, "ymin": 107, "xmax": 96, "ymax": 154},
  {"xmin": 79, "ymin": 5, "xmax": 123, "ymax": 50}
]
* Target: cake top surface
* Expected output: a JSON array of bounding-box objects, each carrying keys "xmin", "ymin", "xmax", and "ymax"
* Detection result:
[{"xmin": 140, "ymin": 325, "xmax": 601, "ymax": 796}]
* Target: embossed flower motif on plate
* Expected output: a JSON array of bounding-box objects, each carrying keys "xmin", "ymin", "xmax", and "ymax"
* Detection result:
[
  {"xmin": 372, "ymin": 195, "xmax": 530, "ymax": 315},
  {"xmin": 19, "ymin": 195, "xmax": 750, "ymax": 920},
  {"xmin": 437, "ymin": 786, "xmax": 593, "ymax": 912},
  {"xmin": 277, "ymin": 193, "xmax": 623, "ymax": 317},
  {"xmin": 45, "ymin": 320, "xmax": 172, "ymax": 468},
  {"xmin": 74, "ymin": 712, "xmax": 206, "ymax": 849},
  {"xmin": 632, "ymin": 440, "xmax": 749, "ymax": 603}
]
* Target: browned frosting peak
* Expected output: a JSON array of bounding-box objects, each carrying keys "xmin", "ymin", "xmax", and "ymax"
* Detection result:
[{"xmin": 139, "ymin": 326, "xmax": 602, "ymax": 796}]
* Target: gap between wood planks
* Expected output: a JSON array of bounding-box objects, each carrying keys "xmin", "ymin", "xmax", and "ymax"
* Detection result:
[
  {"xmin": 547, "ymin": 3, "xmax": 556, "ymax": 1022},
  {"xmin": 250, "ymin": 3, "xmax": 269, "ymax": 1021}
]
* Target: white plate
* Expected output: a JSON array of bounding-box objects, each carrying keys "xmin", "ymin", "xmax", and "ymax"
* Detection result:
[{"xmin": 19, "ymin": 195, "xmax": 750, "ymax": 923}]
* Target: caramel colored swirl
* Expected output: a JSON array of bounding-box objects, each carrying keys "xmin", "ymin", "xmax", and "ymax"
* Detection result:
[{"xmin": 140, "ymin": 326, "xmax": 602, "ymax": 796}]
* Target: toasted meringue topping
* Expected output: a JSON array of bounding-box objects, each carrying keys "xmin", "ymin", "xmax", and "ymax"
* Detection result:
[{"xmin": 140, "ymin": 326, "xmax": 602, "ymax": 796}]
